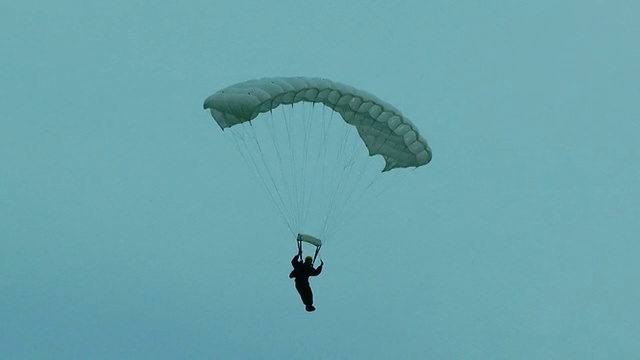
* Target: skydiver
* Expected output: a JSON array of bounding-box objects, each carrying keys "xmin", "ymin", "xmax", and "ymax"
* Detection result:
[{"xmin": 289, "ymin": 249, "xmax": 323, "ymax": 312}]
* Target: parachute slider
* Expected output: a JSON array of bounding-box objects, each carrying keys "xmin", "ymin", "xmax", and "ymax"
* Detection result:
[
  {"xmin": 297, "ymin": 234, "xmax": 322, "ymax": 265},
  {"xmin": 297, "ymin": 233, "xmax": 322, "ymax": 247}
]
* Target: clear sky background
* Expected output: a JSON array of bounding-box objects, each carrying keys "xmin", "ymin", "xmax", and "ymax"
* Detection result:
[{"xmin": 2, "ymin": 1, "xmax": 639, "ymax": 359}]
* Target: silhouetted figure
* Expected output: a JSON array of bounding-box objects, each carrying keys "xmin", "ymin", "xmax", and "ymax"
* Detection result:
[{"xmin": 289, "ymin": 253, "xmax": 323, "ymax": 312}]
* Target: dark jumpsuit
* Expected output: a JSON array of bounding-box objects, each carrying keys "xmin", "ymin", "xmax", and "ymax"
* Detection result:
[{"xmin": 289, "ymin": 255, "xmax": 323, "ymax": 309}]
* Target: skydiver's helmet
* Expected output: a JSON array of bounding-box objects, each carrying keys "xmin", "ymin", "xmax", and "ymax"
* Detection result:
[{"xmin": 304, "ymin": 256, "xmax": 313, "ymax": 265}]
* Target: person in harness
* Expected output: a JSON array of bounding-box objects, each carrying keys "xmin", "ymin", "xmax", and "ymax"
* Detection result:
[{"xmin": 289, "ymin": 238, "xmax": 324, "ymax": 312}]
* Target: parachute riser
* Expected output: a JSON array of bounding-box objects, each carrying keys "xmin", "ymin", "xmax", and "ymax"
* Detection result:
[
  {"xmin": 297, "ymin": 240, "xmax": 321, "ymax": 266},
  {"xmin": 313, "ymin": 245, "xmax": 321, "ymax": 266}
]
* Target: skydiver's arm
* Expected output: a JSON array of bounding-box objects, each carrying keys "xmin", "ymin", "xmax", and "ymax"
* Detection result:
[{"xmin": 311, "ymin": 263, "xmax": 323, "ymax": 276}]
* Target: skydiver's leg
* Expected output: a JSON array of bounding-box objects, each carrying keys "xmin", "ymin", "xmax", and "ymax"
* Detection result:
[
  {"xmin": 307, "ymin": 288, "xmax": 314, "ymax": 306},
  {"xmin": 296, "ymin": 282, "xmax": 314, "ymax": 306},
  {"xmin": 305, "ymin": 289, "xmax": 315, "ymax": 312}
]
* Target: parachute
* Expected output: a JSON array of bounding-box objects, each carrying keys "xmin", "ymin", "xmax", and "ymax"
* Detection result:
[{"xmin": 204, "ymin": 77, "xmax": 432, "ymax": 250}]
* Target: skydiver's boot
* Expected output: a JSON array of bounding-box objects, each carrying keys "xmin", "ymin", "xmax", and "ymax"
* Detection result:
[{"xmin": 305, "ymin": 305, "xmax": 316, "ymax": 312}]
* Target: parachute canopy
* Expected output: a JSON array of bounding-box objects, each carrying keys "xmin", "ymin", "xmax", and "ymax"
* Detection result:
[{"xmin": 203, "ymin": 77, "xmax": 432, "ymax": 171}]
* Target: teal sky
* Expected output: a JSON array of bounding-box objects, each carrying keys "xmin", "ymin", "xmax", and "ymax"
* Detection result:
[{"xmin": 2, "ymin": 1, "xmax": 639, "ymax": 359}]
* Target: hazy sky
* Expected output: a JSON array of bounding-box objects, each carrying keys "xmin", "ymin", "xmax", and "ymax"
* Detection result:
[{"xmin": 2, "ymin": 1, "xmax": 639, "ymax": 359}]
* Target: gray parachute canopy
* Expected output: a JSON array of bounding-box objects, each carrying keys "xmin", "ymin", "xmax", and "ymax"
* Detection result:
[{"xmin": 203, "ymin": 76, "xmax": 432, "ymax": 171}]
